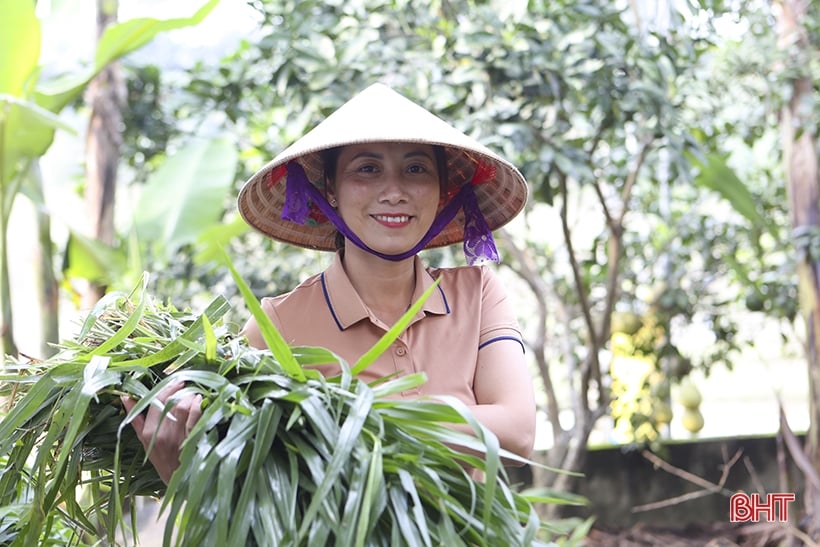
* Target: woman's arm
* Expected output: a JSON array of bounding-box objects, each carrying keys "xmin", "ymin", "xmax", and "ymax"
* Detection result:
[{"xmin": 469, "ymin": 337, "xmax": 536, "ymax": 460}]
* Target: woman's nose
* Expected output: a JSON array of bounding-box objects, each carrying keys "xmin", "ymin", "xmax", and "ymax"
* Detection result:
[{"xmin": 378, "ymin": 173, "xmax": 408, "ymax": 203}]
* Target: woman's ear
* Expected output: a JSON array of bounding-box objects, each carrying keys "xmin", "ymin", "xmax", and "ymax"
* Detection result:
[{"xmin": 325, "ymin": 177, "xmax": 337, "ymax": 207}]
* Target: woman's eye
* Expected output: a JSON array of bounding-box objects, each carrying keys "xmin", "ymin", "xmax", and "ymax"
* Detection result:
[{"xmin": 407, "ymin": 164, "xmax": 428, "ymax": 174}]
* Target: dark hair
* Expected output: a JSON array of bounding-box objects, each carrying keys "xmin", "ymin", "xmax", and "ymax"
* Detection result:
[
  {"xmin": 319, "ymin": 148, "xmax": 345, "ymax": 250},
  {"xmin": 320, "ymin": 147, "xmax": 342, "ymax": 185},
  {"xmin": 321, "ymin": 144, "xmax": 449, "ymax": 251}
]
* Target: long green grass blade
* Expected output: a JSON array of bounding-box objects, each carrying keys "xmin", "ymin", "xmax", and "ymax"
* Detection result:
[
  {"xmin": 220, "ymin": 249, "xmax": 305, "ymax": 381},
  {"xmin": 75, "ymin": 290, "xmax": 131, "ymax": 340},
  {"xmin": 54, "ymin": 358, "xmax": 118, "ymax": 479},
  {"xmin": 398, "ymin": 468, "xmax": 433, "ymax": 547},
  {"xmin": 253, "ymin": 459, "xmax": 282, "ymax": 545},
  {"xmin": 201, "ymin": 313, "xmax": 217, "ymax": 363},
  {"xmin": 337, "ymin": 445, "xmax": 370, "ymax": 547},
  {"xmin": 370, "ymin": 372, "xmax": 427, "ymax": 398},
  {"xmin": 351, "ymin": 278, "xmax": 440, "ymax": 375},
  {"xmin": 389, "ymin": 483, "xmax": 425, "ymax": 547},
  {"xmin": 214, "ymin": 439, "xmax": 242, "ymax": 546},
  {"xmin": 87, "ymin": 275, "xmax": 149, "ymax": 357},
  {"xmin": 0, "ymin": 375, "xmax": 60, "ymax": 453},
  {"xmin": 117, "ymin": 295, "xmax": 230, "ymax": 369},
  {"xmin": 354, "ymin": 432, "xmax": 383, "ymax": 547},
  {"xmin": 297, "ymin": 385, "xmax": 374, "ymax": 539},
  {"xmin": 229, "ymin": 400, "xmax": 280, "ymax": 544}
]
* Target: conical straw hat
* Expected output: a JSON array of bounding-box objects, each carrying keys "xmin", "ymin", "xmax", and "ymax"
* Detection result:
[{"xmin": 237, "ymin": 83, "xmax": 528, "ymax": 252}]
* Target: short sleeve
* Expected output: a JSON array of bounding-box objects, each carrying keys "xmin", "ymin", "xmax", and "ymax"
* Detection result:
[
  {"xmin": 477, "ymin": 266, "xmax": 524, "ymax": 352},
  {"xmin": 240, "ymin": 297, "xmax": 284, "ymax": 350}
]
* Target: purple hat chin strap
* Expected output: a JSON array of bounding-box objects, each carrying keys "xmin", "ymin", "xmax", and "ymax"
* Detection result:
[
  {"xmin": 460, "ymin": 182, "xmax": 500, "ymax": 265},
  {"xmin": 282, "ymin": 162, "xmax": 310, "ymax": 223},
  {"xmin": 282, "ymin": 161, "xmax": 499, "ymax": 265}
]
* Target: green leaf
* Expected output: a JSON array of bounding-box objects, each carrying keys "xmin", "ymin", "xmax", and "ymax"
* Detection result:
[
  {"xmin": 87, "ymin": 275, "xmax": 149, "ymax": 357},
  {"xmin": 354, "ymin": 432, "xmax": 384, "ymax": 546},
  {"xmin": 291, "ymin": 346, "xmax": 345, "ymax": 367},
  {"xmin": 0, "ymin": 375, "xmax": 60, "ymax": 455},
  {"xmin": 74, "ymin": 289, "xmax": 128, "ymax": 340},
  {"xmin": 691, "ymin": 153, "xmax": 773, "ymax": 233},
  {"xmin": 35, "ymin": 0, "xmax": 221, "ymax": 113},
  {"xmin": 369, "ymin": 372, "xmax": 426, "ymax": 398},
  {"xmin": 298, "ymin": 386, "xmax": 374, "ymax": 539},
  {"xmin": 0, "ymin": 94, "xmax": 75, "ymax": 134},
  {"xmin": 220, "ymin": 249, "xmax": 305, "ymax": 381},
  {"xmin": 48, "ymin": 357, "xmax": 119, "ymax": 493},
  {"xmin": 0, "ymin": 0, "xmax": 39, "ymax": 96},
  {"xmin": 202, "ymin": 313, "xmax": 217, "ymax": 363},
  {"xmin": 2, "ymin": 1, "xmax": 221, "ymax": 190},
  {"xmin": 193, "ymin": 215, "xmax": 250, "ymax": 265},
  {"xmin": 352, "ymin": 278, "xmax": 441, "ymax": 375},
  {"xmin": 126, "ymin": 297, "xmax": 230, "ymax": 371},
  {"xmin": 398, "ymin": 468, "xmax": 433, "ymax": 547},
  {"xmin": 520, "ymin": 487, "xmax": 589, "ymax": 507},
  {"xmin": 133, "ymin": 137, "xmax": 238, "ymax": 262},
  {"xmin": 229, "ymin": 401, "xmax": 281, "ymax": 543},
  {"xmin": 63, "ymin": 231, "xmax": 129, "ymax": 286}
]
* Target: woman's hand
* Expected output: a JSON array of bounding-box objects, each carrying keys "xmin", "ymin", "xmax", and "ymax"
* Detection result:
[{"xmin": 121, "ymin": 381, "xmax": 203, "ymax": 485}]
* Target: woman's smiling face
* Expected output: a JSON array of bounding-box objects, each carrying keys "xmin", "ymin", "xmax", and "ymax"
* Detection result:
[{"xmin": 328, "ymin": 142, "xmax": 441, "ymax": 256}]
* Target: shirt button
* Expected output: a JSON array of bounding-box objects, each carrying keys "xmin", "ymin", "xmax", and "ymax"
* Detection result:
[{"xmin": 395, "ymin": 346, "xmax": 407, "ymax": 356}]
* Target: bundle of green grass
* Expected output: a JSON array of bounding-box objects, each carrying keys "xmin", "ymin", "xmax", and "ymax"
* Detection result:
[{"xmin": 0, "ymin": 263, "xmax": 566, "ymax": 546}]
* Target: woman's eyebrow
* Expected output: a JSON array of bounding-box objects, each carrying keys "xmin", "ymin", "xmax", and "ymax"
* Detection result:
[
  {"xmin": 349, "ymin": 150, "xmax": 434, "ymax": 161},
  {"xmin": 351, "ymin": 152, "xmax": 383, "ymax": 161},
  {"xmin": 404, "ymin": 151, "xmax": 435, "ymax": 161}
]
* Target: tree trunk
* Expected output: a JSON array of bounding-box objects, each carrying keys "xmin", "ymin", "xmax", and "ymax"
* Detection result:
[
  {"xmin": 31, "ymin": 163, "xmax": 59, "ymax": 358},
  {"xmin": 0, "ymin": 107, "xmax": 18, "ymax": 359},
  {"xmin": 777, "ymin": 0, "xmax": 820, "ymax": 539},
  {"xmin": 82, "ymin": 0, "xmax": 124, "ymax": 310},
  {"xmin": 0, "ymin": 209, "xmax": 16, "ymax": 359}
]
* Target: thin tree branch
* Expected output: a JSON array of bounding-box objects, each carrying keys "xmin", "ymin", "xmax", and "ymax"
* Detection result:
[
  {"xmin": 557, "ymin": 172, "xmax": 595, "ymax": 395},
  {"xmin": 617, "ymin": 141, "xmax": 651, "ymax": 228},
  {"xmin": 639, "ymin": 448, "xmax": 738, "ymax": 498},
  {"xmin": 743, "ymin": 455, "xmax": 768, "ymax": 497},
  {"xmin": 498, "ymin": 230, "xmax": 562, "ymax": 432},
  {"xmin": 632, "ymin": 488, "xmax": 714, "ymax": 513},
  {"xmin": 779, "ymin": 402, "xmax": 820, "ymax": 493}
]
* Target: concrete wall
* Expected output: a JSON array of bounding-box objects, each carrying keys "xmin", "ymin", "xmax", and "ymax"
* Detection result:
[{"xmin": 510, "ymin": 434, "xmax": 807, "ymax": 527}]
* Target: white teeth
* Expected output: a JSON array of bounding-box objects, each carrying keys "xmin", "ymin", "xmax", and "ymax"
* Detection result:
[{"xmin": 374, "ymin": 215, "xmax": 409, "ymax": 223}]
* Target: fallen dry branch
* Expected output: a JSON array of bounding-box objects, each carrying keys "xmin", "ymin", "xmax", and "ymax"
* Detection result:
[{"xmin": 631, "ymin": 448, "xmax": 740, "ymax": 513}]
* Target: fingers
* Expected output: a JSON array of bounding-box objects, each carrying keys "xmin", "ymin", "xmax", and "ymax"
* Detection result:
[
  {"xmin": 142, "ymin": 381, "xmax": 186, "ymax": 433},
  {"xmin": 186, "ymin": 394, "xmax": 203, "ymax": 435},
  {"xmin": 120, "ymin": 395, "xmax": 146, "ymax": 433},
  {"xmin": 118, "ymin": 380, "xmax": 203, "ymax": 485},
  {"xmin": 122, "ymin": 381, "xmax": 203, "ymax": 446}
]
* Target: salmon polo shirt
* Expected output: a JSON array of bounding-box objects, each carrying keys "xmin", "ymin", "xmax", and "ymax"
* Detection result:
[{"xmin": 242, "ymin": 252, "xmax": 525, "ymax": 406}]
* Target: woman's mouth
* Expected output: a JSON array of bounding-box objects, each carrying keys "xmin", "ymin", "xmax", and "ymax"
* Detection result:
[{"xmin": 372, "ymin": 214, "xmax": 411, "ymax": 226}]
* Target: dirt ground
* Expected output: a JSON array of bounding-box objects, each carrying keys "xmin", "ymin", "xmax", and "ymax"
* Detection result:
[{"xmin": 585, "ymin": 521, "xmax": 809, "ymax": 546}]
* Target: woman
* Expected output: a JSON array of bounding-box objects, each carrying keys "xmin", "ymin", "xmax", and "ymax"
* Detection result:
[{"xmin": 124, "ymin": 83, "xmax": 536, "ymax": 485}]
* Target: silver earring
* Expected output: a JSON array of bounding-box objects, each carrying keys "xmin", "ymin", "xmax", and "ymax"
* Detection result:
[{"xmin": 329, "ymin": 197, "xmax": 337, "ymax": 207}]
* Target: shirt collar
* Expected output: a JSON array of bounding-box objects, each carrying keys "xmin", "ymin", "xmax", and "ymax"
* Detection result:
[{"xmin": 322, "ymin": 251, "xmax": 449, "ymax": 330}]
